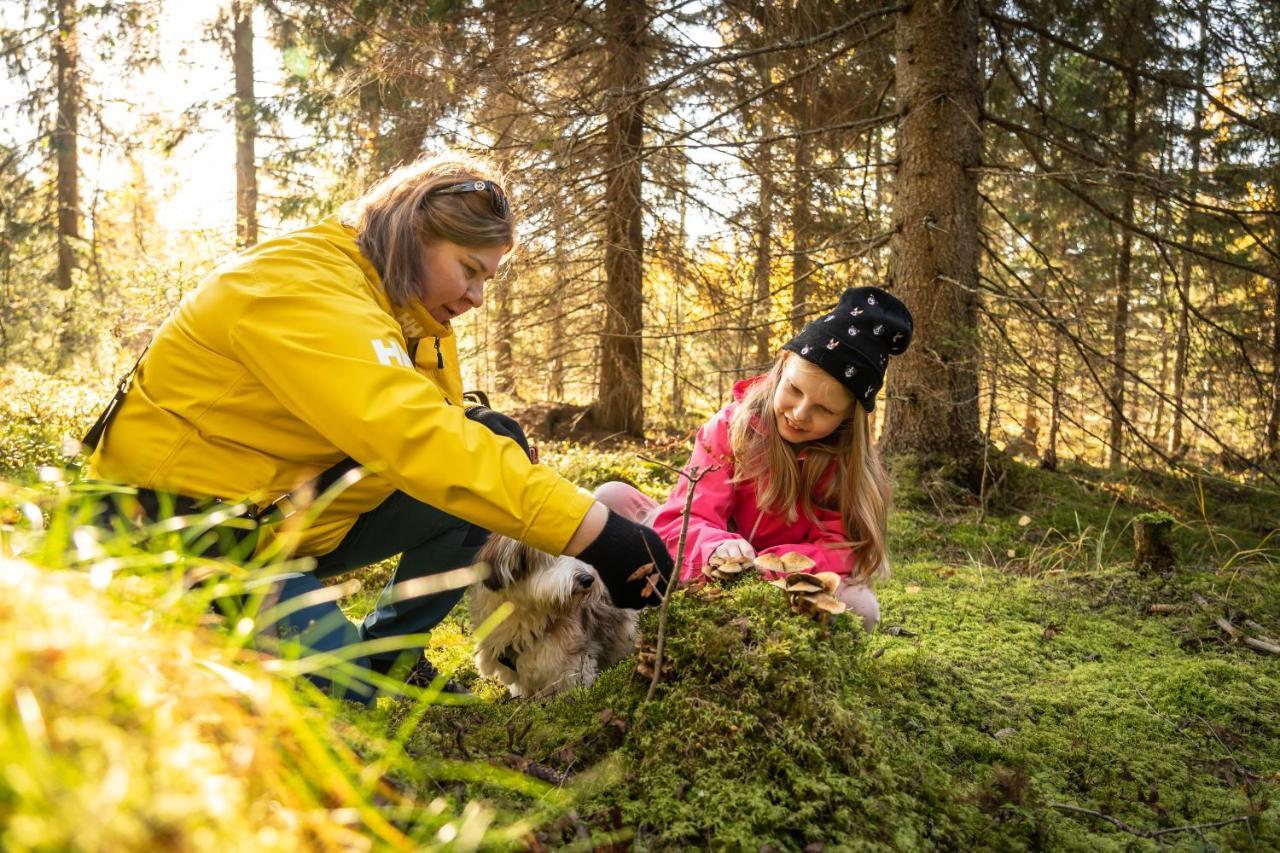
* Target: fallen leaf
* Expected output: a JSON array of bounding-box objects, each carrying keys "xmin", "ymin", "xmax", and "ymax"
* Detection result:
[
  {"xmin": 993, "ymin": 727, "xmax": 1017, "ymax": 740},
  {"xmin": 1018, "ymin": 515, "xmax": 1031, "ymax": 527},
  {"xmin": 627, "ymin": 562, "xmax": 655, "ymax": 582},
  {"xmin": 1006, "ymin": 549, "xmax": 1016, "ymax": 558},
  {"xmin": 905, "ymin": 584, "xmax": 922, "ymax": 594},
  {"xmin": 1042, "ymin": 623, "xmax": 1061, "ymax": 641}
]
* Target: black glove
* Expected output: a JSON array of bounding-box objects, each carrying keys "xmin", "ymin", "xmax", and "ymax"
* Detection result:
[
  {"xmin": 577, "ymin": 511, "xmax": 675, "ymax": 610},
  {"xmin": 465, "ymin": 405, "xmax": 533, "ymax": 461}
]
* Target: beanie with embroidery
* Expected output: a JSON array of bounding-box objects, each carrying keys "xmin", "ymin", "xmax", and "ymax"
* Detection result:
[{"xmin": 781, "ymin": 286, "xmax": 913, "ymax": 412}]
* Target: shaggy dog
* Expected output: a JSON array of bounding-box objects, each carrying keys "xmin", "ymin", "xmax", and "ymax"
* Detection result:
[{"xmin": 470, "ymin": 535, "xmax": 637, "ymax": 698}]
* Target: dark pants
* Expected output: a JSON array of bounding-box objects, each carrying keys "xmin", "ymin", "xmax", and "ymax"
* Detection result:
[{"xmin": 261, "ymin": 490, "xmax": 486, "ymax": 703}]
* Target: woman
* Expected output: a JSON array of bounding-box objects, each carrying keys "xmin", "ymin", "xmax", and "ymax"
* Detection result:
[{"xmin": 88, "ymin": 154, "xmax": 671, "ymax": 700}]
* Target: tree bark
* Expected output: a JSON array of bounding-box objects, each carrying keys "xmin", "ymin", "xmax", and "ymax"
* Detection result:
[
  {"xmin": 751, "ymin": 129, "xmax": 775, "ymax": 369},
  {"xmin": 595, "ymin": 0, "xmax": 647, "ymax": 436},
  {"xmin": 1170, "ymin": 6, "xmax": 1208, "ymax": 456},
  {"xmin": 489, "ymin": 7, "xmax": 517, "ymax": 397},
  {"xmin": 54, "ymin": 0, "xmax": 80, "ymax": 291},
  {"xmin": 1267, "ymin": 224, "xmax": 1280, "ymax": 460},
  {"xmin": 790, "ymin": 73, "xmax": 816, "ymax": 333},
  {"xmin": 1107, "ymin": 71, "xmax": 1139, "ymax": 469},
  {"xmin": 233, "ymin": 0, "xmax": 258, "ymax": 248},
  {"xmin": 880, "ymin": 0, "xmax": 983, "ymax": 483}
]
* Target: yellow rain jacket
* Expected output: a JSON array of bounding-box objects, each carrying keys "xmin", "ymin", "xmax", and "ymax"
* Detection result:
[{"xmin": 89, "ymin": 216, "xmax": 593, "ymax": 557}]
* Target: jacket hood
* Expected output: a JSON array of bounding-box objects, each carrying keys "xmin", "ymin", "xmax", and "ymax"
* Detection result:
[{"xmin": 732, "ymin": 373, "xmax": 769, "ymax": 402}]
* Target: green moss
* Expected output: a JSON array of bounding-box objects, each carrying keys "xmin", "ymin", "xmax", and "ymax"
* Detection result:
[{"xmin": 393, "ymin": 447, "xmax": 1280, "ymax": 849}]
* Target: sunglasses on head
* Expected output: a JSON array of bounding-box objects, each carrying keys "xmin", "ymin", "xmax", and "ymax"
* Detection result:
[{"xmin": 425, "ymin": 179, "xmax": 510, "ymax": 219}]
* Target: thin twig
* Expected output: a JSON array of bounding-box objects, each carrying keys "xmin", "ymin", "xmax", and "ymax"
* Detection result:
[
  {"xmin": 1047, "ymin": 801, "xmax": 1253, "ymax": 839},
  {"xmin": 636, "ymin": 458, "xmax": 714, "ymax": 702},
  {"xmin": 1193, "ymin": 594, "xmax": 1280, "ymax": 656}
]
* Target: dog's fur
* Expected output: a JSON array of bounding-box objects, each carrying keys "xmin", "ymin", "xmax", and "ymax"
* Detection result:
[{"xmin": 470, "ymin": 535, "xmax": 636, "ymax": 698}]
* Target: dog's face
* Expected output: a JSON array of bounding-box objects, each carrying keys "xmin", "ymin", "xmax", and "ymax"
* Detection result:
[{"xmin": 476, "ymin": 535, "xmax": 598, "ymax": 610}]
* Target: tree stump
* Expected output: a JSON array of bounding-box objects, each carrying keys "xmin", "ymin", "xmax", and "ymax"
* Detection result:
[{"xmin": 1133, "ymin": 512, "xmax": 1176, "ymax": 574}]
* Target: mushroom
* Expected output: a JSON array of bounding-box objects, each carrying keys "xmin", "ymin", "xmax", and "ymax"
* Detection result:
[
  {"xmin": 814, "ymin": 572, "xmax": 842, "ymax": 594},
  {"xmin": 764, "ymin": 555, "xmax": 851, "ymax": 623},
  {"xmin": 753, "ymin": 554, "xmax": 785, "ymax": 574},
  {"xmin": 701, "ymin": 554, "xmax": 754, "ymax": 582},
  {"xmin": 781, "ymin": 552, "xmax": 817, "ymax": 573}
]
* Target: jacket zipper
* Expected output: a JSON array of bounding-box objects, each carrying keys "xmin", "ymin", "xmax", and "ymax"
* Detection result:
[{"xmin": 434, "ymin": 337, "xmax": 443, "ymax": 368}]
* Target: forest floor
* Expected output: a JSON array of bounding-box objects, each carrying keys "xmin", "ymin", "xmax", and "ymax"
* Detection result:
[
  {"xmin": 359, "ymin": 443, "xmax": 1280, "ymax": 851},
  {"xmin": 1, "ymin": 376, "xmax": 1278, "ymax": 850}
]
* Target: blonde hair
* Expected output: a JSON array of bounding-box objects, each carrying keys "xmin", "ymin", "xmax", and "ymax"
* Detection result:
[
  {"xmin": 349, "ymin": 154, "xmax": 515, "ymax": 306},
  {"xmin": 728, "ymin": 352, "xmax": 893, "ymax": 583}
]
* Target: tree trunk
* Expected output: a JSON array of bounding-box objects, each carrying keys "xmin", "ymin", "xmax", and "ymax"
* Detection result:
[
  {"xmin": 1041, "ymin": 335, "xmax": 1062, "ymax": 470},
  {"xmin": 1267, "ymin": 253, "xmax": 1280, "ymax": 460},
  {"xmin": 880, "ymin": 0, "xmax": 983, "ymax": 484},
  {"xmin": 232, "ymin": 0, "xmax": 258, "ymax": 248},
  {"xmin": 489, "ymin": 8, "xmax": 517, "ymax": 397},
  {"xmin": 595, "ymin": 0, "xmax": 646, "ymax": 436},
  {"xmin": 548, "ymin": 198, "xmax": 567, "ymax": 401},
  {"xmin": 790, "ymin": 78, "xmax": 816, "ymax": 333},
  {"xmin": 751, "ymin": 130, "xmax": 774, "ymax": 370},
  {"xmin": 1108, "ymin": 71, "xmax": 1139, "ymax": 469},
  {"xmin": 1170, "ymin": 6, "xmax": 1208, "ymax": 456},
  {"xmin": 54, "ymin": 0, "xmax": 79, "ymax": 291}
]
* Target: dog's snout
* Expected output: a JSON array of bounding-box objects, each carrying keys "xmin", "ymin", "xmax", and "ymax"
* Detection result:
[{"xmin": 575, "ymin": 572, "xmax": 595, "ymax": 591}]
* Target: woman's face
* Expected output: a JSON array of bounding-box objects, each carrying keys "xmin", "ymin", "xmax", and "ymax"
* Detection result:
[
  {"xmin": 771, "ymin": 353, "xmax": 856, "ymax": 444},
  {"xmin": 419, "ymin": 240, "xmax": 508, "ymax": 325}
]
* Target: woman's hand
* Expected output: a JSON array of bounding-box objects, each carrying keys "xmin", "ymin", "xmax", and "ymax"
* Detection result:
[
  {"xmin": 572, "ymin": 509, "xmax": 674, "ymax": 610},
  {"xmin": 710, "ymin": 538, "xmax": 756, "ymax": 563}
]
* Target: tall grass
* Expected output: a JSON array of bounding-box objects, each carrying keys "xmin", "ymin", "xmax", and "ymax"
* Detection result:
[{"xmin": 0, "ymin": 470, "xmax": 584, "ymax": 851}]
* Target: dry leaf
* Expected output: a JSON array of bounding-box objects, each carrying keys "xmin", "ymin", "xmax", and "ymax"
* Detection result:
[
  {"xmin": 905, "ymin": 584, "xmax": 922, "ymax": 594},
  {"xmin": 627, "ymin": 562, "xmax": 655, "ymax": 582},
  {"xmin": 1018, "ymin": 515, "xmax": 1031, "ymax": 527}
]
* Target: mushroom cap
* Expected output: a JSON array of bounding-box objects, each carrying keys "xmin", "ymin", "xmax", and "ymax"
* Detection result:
[
  {"xmin": 781, "ymin": 552, "xmax": 817, "ymax": 572},
  {"xmin": 814, "ymin": 572, "xmax": 842, "ymax": 594},
  {"xmin": 753, "ymin": 554, "xmax": 785, "ymax": 574},
  {"xmin": 812, "ymin": 593, "xmax": 847, "ymax": 614},
  {"xmin": 783, "ymin": 575, "xmax": 825, "ymax": 595}
]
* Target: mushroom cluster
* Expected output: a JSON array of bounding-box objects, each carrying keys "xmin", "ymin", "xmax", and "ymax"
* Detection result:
[
  {"xmin": 760, "ymin": 552, "xmax": 847, "ymax": 622},
  {"xmin": 700, "ymin": 554, "xmax": 754, "ymax": 583},
  {"xmin": 634, "ymin": 639, "xmax": 672, "ymax": 681}
]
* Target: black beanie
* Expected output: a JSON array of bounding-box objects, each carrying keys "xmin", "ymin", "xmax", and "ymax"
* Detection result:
[{"xmin": 781, "ymin": 286, "xmax": 913, "ymax": 412}]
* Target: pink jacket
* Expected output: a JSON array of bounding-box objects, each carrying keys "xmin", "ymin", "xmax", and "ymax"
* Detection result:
[{"xmin": 652, "ymin": 377, "xmax": 859, "ymax": 582}]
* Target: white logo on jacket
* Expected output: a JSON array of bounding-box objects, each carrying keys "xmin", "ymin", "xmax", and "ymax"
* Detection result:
[{"xmin": 371, "ymin": 338, "xmax": 412, "ymax": 367}]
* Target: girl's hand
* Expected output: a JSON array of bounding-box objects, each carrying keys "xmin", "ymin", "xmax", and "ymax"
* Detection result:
[{"xmin": 711, "ymin": 538, "xmax": 756, "ymax": 563}]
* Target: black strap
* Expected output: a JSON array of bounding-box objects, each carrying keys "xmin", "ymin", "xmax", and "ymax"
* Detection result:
[{"xmin": 82, "ymin": 345, "xmax": 149, "ymax": 453}]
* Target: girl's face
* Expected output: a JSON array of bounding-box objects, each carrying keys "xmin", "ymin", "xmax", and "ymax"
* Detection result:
[
  {"xmin": 771, "ymin": 354, "xmax": 856, "ymax": 444},
  {"xmin": 420, "ymin": 240, "xmax": 507, "ymax": 325}
]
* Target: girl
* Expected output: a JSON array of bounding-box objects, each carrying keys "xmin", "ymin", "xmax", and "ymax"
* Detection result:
[{"xmin": 596, "ymin": 286, "xmax": 912, "ymax": 632}]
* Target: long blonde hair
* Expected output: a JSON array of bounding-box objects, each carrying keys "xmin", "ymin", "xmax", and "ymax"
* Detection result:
[
  {"xmin": 350, "ymin": 154, "xmax": 515, "ymax": 307},
  {"xmin": 728, "ymin": 353, "xmax": 893, "ymax": 583}
]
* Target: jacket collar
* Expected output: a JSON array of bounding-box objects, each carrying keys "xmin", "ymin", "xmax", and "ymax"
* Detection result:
[{"xmin": 327, "ymin": 215, "xmax": 453, "ymax": 342}]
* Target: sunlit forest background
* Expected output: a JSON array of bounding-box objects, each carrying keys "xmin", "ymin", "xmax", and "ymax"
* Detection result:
[
  {"xmin": 2, "ymin": 0, "xmax": 1276, "ymax": 483},
  {"xmin": 2, "ymin": 1, "xmax": 1279, "ymax": 849}
]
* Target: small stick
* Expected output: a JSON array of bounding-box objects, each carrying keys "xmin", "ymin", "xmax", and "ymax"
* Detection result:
[
  {"xmin": 636, "ymin": 457, "xmax": 715, "ymax": 702},
  {"xmin": 1047, "ymin": 801, "xmax": 1253, "ymax": 839},
  {"xmin": 1193, "ymin": 594, "xmax": 1280, "ymax": 655},
  {"xmin": 1148, "ymin": 603, "xmax": 1180, "ymax": 613}
]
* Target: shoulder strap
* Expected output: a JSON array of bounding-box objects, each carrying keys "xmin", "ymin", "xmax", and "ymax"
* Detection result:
[{"xmin": 82, "ymin": 344, "xmax": 150, "ymax": 453}]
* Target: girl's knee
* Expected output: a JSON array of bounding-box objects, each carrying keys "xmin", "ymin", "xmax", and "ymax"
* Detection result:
[
  {"xmin": 836, "ymin": 582, "xmax": 880, "ymax": 633},
  {"xmin": 593, "ymin": 481, "xmax": 659, "ymax": 525}
]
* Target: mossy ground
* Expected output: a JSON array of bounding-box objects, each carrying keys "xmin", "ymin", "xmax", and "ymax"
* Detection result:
[{"xmin": 378, "ymin": 450, "xmax": 1280, "ymax": 850}]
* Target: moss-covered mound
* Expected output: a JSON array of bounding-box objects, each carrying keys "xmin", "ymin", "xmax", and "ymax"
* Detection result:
[{"xmin": 412, "ymin": 558, "xmax": 1279, "ymax": 850}]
